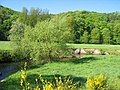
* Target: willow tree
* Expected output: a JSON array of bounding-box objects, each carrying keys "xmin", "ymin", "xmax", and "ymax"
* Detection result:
[
  {"xmin": 24, "ymin": 16, "xmax": 73, "ymax": 63},
  {"xmin": 10, "ymin": 16, "xmax": 73, "ymax": 63}
]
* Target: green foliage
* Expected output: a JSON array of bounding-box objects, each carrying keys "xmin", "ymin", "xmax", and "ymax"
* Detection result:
[
  {"xmin": 102, "ymin": 28, "xmax": 111, "ymax": 44},
  {"xmin": 1, "ymin": 5, "xmax": 120, "ymax": 44},
  {"xmin": 18, "ymin": 7, "xmax": 51, "ymax": 27},
  {"xmin": 0, "ymin": 5, "xmax": 19, "ymax": 40},
  {"xmin": 90, "ymin": 28, "xmax": 101, "ymax": 44},
  {"xmin": 61, "ymin": 11, "xmax": 120, "ymax": 44},
  {"xmin": 113, "ymin": 23, "xmax": 120, "ymax": 44},
  {"xmin": 9, "ymin": 21, "xmax": 27, "ymax": 60},
  {"xmin": 24, "ymin": 16, "xmax": 72, "ymax": 63},
  {"xmin": 10, "ymin": 15, "xmax": 73, "ymax": 63},
  {"xmin": 0, "ymin": 50, "xmax": 13, "ymax": 62},
  {"xmin": 81, "ymin": 31, "xmax": 90, "ymax": 43}
]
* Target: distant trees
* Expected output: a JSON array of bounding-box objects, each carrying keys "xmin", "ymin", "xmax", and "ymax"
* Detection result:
[
  {"xmin": 0, "ymin": 6, "xmax": 51, "ymax": 41},
  {"xmin": 81, "ymin": 31, "xmax": 90, "ymax": 44},
  {"xmin": 1, "ymin": 5, "xmax": 120, "ymax": 45},
  {"xmin": 0, "ymin": 5, "xmax": 19, "ymax": 40},
  {"xmin": 113, "ymin": 23, "xmax": 120, "ymax": 44},
  {"xmin": 102, "ymin": 28, "xmax": 111, "ymax": 44},
  {"xmin": 90, "ymin": 28, "xmax": 101, "ymax": 44},
  {"xmin": 61, "ymin": 11, "xmax": 120, "ymax": 44},
  {"xmin": 18, "ymin": 7, "xmax": 51, "ymax": 27}
]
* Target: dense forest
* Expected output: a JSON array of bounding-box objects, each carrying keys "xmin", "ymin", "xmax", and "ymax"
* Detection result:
[
  {"xmin": 0, "ymin": 5, "xmax": 19, "ymax": 40},
  {"xmin": 0, "ymin": 5, "xmax": 120, "ymax": 44}
]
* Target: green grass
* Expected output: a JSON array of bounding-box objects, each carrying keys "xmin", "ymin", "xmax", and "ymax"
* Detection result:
[
  {"xmin": 1, "ymin": 41, "xmax": 120, "ymax": 50},
  {"xmin": 1, "ymin": 55, "xmax": 120, "ymax": 90},
  {"xmin": 67, "ymin": 43, "xmax": 120, "ymax": 49},
  {"xmin": 0, "ymin": 41, "xmax": 12, "ymax": 50}
]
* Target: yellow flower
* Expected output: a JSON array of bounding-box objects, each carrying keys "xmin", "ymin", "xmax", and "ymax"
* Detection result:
[{"xmin": 44, "ymin": 83, "xmax": 53, "ymax": 90}]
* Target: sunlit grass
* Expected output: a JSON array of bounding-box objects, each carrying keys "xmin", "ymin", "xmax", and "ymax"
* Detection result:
[
  {"xmin": 1, "ymin": 55, "xmax": 120, "ymax": 90},
  {"xmin": 0, "ymin": 41, "xmax": 12, "ymax": 50},
  {"xmin": 67, "ymin": 43, "xmax": 120, "ymax": 49}
]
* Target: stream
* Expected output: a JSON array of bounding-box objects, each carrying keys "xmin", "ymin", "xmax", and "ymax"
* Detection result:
[{"xmin": 0, "ymin": 62, "xmax": 19, "ymax": 80}]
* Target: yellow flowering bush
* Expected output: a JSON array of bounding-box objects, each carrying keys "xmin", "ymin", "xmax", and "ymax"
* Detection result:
[
  {"xmin": 86, "ymin": 74, "xmax": 107, "ymax": 90},
  {"xmin": 55, "ymin": 77, "xmax": 77, "ymax": 90},
  {"xmin": 43, "ymin": 82, "xmax": 53, "ymax": 90},
  {"xmin": 20, "ymin": 62, "xmax": 78, "ymax": 90}
]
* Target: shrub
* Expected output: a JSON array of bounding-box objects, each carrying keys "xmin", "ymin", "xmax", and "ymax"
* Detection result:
[
  {"xmin": 20, "ymin": 63, "xmax": 78, "ymax": 90},
  {"xmin": 20, "ymin": 73, "xmax": 78, "ymax": 90},
  {"xmin": 0, "ymin": 50, "xmax": 13, "ymax": 62},
  {"xmin": 86, "ymin": 74, "xmax": 107, "ymax": 90}
]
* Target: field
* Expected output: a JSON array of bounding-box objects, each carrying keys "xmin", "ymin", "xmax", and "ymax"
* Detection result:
[
  {"xmin": 0, "ymin": 55, "xmax": 120, "ymax": 90},
  {"xmin": 0, "ymin": 41, "xmax": 12, "ymax": 50},
  {"xmin": 67, "ymin": 43, "xmax": 120, "ymax": 49},
  {"xmin": 0, "ymin": 41, "xmax": 120, "ymax": 89},
  {"xmin": 1, "ymin": 41, "xmax": 120, "ymax": 50}
]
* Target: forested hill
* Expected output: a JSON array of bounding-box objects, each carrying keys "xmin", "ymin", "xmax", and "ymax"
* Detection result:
[
  {"xmin": 0, "ymin": 5, "xmax": 120, "ymax": 44},
  {"xmin": 57, "ymin": 11, "xmax": 120, "ymax": 44},
  {"xmin": 0, "ymin": 5, "xmax": 19, "ymax": 40}
]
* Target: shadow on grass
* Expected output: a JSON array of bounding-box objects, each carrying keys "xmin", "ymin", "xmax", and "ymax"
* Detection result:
[
  {"xmin": 69, "ymin": 56, "xmax": 97, "ymax": 64},
  {"xmin": 0, "ymin": 73, "xmax": 86, "ymax": 90},
  {"xmin": 55, "ymin": 56, "xmax": 98, "ymax": 64},
  {"xmin": 28, "ymin": 56, "xmax": 98, "ymax": 70},
  {"xmin": 27, "ymin": 74, "xmax": 87, "ymax": 88}
]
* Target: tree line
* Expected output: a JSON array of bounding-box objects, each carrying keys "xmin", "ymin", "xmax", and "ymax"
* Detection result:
[
  {"xmin": 60, "ymin": 11, "xmax": 120, "ymax": 44},
  {"xmin": 0, "ymin": 5, "xmax": 120, "ymax": 44}
]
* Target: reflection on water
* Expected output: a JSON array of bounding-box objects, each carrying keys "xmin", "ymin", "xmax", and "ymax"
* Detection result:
[{"xmin": 0, "ymin": 63, "xmax": 19, "ymax": 80}]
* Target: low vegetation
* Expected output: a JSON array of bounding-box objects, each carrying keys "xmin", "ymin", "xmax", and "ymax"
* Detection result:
[{"xmin": 0, "ymin": 55, "xmax": 120, "ymax": 90}]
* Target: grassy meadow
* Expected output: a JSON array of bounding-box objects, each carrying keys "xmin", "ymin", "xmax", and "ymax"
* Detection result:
[
  {"xmin": 0, "ymin": 41, "xmax": 120, "ymax": 89},
  {"xmin": 1, "ymin": 41, "xmax": 120, "ymax": 50},
  {"xmin": 0, "ymin": 55, "xmax": 120, "ymax": 90}
]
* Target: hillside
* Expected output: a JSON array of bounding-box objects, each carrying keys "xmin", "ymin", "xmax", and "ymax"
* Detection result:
[
  {"xmin": 0, "ymin": 5, "xmax": 19, "ymax": 40},
  {"xmin": 57, "ymin": 11, "xmax": 120, "ymax": 44}
]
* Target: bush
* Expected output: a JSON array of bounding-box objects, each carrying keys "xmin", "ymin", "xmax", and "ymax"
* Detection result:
[
  {"xmin": 20, "ymin": 63, "xmax": 78, "ymax": 90},
  {"xmin": 0, "ymin": 50, "xmax": 13, "ymax": 62},
  {"xmin": 86, "ymin": 74, "xmax": 107, "ymax": 90}
]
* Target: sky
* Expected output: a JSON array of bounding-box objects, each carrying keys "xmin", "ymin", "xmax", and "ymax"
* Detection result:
[{"xmin": 0, "ymin": 0, "xmax": 120, "ymax": 14}]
